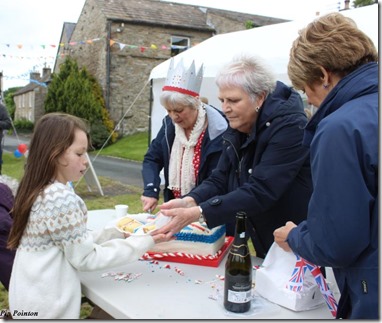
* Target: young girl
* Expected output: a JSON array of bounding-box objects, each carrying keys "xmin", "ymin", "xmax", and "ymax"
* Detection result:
[{"xmin": 7, "ymin": 113, "xmax": 166, "ymax": 319}]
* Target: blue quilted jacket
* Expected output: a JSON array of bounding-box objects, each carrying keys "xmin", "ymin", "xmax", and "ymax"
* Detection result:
[{"xmin": 287, "ymin": 62, "xmax": 379, "ymax": 319}]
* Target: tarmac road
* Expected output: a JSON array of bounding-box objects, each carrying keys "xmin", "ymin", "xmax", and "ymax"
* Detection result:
[{"xmin": 2, "ymin": 133, "xmax": 144, "ymax": 188}]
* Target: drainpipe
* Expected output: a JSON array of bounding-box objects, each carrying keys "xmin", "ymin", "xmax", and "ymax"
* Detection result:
[
  {"xmin": 105, "ymin": 20, "xmax": 111, "ymax": 110},
  {"xmin": 148, "ymin": 79, "xmax": 153, "ymax": 145},
  {"xmin": 0, "ymin": 71, "xmax": 3, "ymax": 100}
]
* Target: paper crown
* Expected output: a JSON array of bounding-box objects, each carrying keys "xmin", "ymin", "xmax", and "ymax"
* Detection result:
[{"xmin": 162, "ymin": 58, "xmax": 203, "ymax": 97}]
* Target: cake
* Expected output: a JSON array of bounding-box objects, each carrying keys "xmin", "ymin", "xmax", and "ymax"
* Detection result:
[
  {"xmin": 116, "ymin": 214, "xmax": 226, "ymax": 257},
  {"xmin": 116, "ymin": 217, "xmax": 143, "ymax": 233},
  {"xmin": 150, "ymin": 222, "xmax": 226, "ymax": 256}
]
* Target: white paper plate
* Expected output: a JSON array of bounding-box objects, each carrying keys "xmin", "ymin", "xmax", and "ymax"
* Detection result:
[
  {"xmin": 134, "ymin": 213, "xmax": 172, "ymax": 235},
  {"xmin": 113, "ymin": 212, "xmax": 171, "ymax": 235}
]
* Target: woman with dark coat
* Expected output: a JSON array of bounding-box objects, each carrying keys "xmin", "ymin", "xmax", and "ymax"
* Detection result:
[
  {"xmin": 141, "ymin": 59, "xmax": 228, "ymax": 213},
  {"xmin": 155, "ymin": 54, "xmax": 312, "ymax": 259},
  {"xmin": 274, "ymin": 13, "xmax": 378, "ymax": 319}
]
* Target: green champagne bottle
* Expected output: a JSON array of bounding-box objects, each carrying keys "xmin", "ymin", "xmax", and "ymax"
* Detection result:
[{"xmin": 224, "ymin": 211, "xmax": 252, "ymax": 313}]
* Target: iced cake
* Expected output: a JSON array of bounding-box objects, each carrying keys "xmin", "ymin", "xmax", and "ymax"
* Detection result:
[{"xmin": 116, "ymin": 214, "xmax": 226, "ymax": 257}]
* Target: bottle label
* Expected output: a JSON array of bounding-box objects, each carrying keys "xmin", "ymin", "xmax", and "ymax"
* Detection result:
[
  {"xmin": 225, "ymin": 273, "xmax": 252, "ymax": 304},
  {"xmin": 227, "ymin": 289, "xmax": 252, "ymax": 304}
]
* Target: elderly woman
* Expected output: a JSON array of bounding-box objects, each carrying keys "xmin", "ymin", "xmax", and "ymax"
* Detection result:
[
  {"xmin": 141, "ymin": 59, "xmax": 228, "ymax": 213},
  {"xmin": 273, "ymin": 13, "xmax": 378, "ymax": 319},
  {"xmin": 0, "ymin": 175, "xmax": 18, "ymax": 291},
  {"xmin": 155, "ymin": 54, "xmax": 312, "ymax": 259}
]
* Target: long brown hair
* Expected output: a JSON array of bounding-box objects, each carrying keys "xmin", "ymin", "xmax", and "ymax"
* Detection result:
[{"xmin": 7, "ymin": 113, "xmax": 89, "ymax": 249}]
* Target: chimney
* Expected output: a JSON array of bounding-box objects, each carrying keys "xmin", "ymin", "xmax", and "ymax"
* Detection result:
[
  {"xmin": 344, "ymin": 0, "xmax": 350, "ymax": 10},
  {"xmin": 30, "ymin": 71, "xmax": 41, "ymax": 81},
  {"xmin": 42, "ymin": 67, "xmax": 51, "ymax": 78}
]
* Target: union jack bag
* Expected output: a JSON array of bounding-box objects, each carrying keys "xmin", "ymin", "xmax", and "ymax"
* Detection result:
[{"xmin": 255, "ymin": 243, "xmax": 338, "ymax": 315}]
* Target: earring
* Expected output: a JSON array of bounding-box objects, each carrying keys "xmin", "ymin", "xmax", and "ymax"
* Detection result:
[
  {"xmin": 255, "ymin": 106, "xmax": 260, "ymax": 113},
  {"xmin": 323, "ymin": 84, "xmax": 329, "ymax": 89}
]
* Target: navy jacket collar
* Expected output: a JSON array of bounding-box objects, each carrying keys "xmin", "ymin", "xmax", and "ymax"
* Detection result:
[{"xmin": 303, "ymin": 62, "xmax": 378, "ymax": 147}]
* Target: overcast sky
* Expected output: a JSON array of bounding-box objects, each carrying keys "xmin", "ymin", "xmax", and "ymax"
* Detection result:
[{"xmin": 0, "ymin": 0, "xmax": 342, "ymax": 91}]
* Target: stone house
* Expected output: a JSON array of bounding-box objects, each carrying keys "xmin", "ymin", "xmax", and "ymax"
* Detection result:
[
  {"xmin": 52, "ymin": 0, "xmax": 287, "ymax": 135},
  {"xmin": 13, "ymin": 67, "xmax": 52, "ymax": 122}
]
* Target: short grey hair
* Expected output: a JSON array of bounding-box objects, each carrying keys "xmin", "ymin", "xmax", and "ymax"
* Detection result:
[
  {"xmin": 0, "ymin": 175, "xmax": 19, "ymax": 196},
  {"xmin": 216, "ymin": 53, "xmax": 276, "ymax": 102},
  {"xmin": 160, "ymin": 91, "xmax": 200, "ymax": 110}
]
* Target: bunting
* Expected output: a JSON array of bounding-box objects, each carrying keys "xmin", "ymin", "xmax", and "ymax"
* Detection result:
[
  {"xmin": 287, "ymin": 255, "xmax": 338, "ymax": 318},
  {"xmin": 287, "ymin": 256, "xmax": 307, "ymax": 292},
  {"xmin": 1, "ymin": 62, "xmax": 51, "ymax": 82},
  {"xmin": 0, "ymin": 54, "xmax": 56, "ymax": 60},
  {"xmin": 1, "ymin": 36, "xmax": 193, "ymax": 82},
  {"xmin": 1, "ymin": 35, "xmax": 191, "ymax": 59},
  {"xmin": 304, "ymin": 259, "xmax": 338, "ymax": 318}
]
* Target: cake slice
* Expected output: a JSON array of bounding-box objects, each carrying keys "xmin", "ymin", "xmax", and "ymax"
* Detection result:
[{"xmin": 117, "ymin": 217, "xmax": 143, "ymax": 233}]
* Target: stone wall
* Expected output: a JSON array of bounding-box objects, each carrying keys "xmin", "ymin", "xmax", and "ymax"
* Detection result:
[
  {"xmin": 67, "ymin": 0, "xmax": 212, "ymax": 135},
  {"xmin": 56, "ymin": 0, "xmax": 265, "ymax": 135},
  {"xmin": 33, "ymin": 87, "xmax": 47, "ymax": 122}
]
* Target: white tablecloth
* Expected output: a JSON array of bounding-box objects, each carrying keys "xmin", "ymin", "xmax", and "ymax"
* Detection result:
[{"xmin": 80, "ymin": 209, "xmax": 337, "ymax": 319}]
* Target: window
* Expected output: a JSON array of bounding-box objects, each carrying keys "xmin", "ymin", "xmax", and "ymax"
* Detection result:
[{"xmin": 171, "ymin": 36, "xmax": 190, "ymax": 57}]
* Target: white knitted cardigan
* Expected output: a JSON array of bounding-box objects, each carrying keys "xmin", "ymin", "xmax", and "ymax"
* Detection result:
[{"xmin": 8, "ymin": 181, "xmax": 154, "ymax": 319}]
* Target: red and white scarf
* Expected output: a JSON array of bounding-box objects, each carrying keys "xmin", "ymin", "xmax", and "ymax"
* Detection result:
[{"xmin": 168, "ymin": 106, "xmax": 206, "ymax": 196}]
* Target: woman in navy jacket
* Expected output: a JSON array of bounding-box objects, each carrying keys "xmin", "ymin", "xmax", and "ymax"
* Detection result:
[
  {"xmin": 156, "ymin": 54, "xmax": 312, "ymax": 259},
  {"xmin": 274, "ymin": 13, "xmax": 378, "ymax": 319}
]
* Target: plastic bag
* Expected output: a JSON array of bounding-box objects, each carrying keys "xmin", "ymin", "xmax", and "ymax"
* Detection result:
[{"xmin": 255, "ymin": 243, "xmax": 328, "ymax": 312}]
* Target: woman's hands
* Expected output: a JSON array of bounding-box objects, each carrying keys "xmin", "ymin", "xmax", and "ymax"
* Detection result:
[
  {"xmin": 141, "ymin": 196, "xmax": 158, "ymax": 213},
  {"xmin": 273, "ymin": 221, "xmax": 297, "ymax": 252},
  {"xmin": 150, "ymin": 197, "xmax": 199, "ymax": 239},
  {"xmin": 157, "ymin": 206, "xmax": 200, "ymax": 239},
  {"xmin": 160, "ymin": 196, "xmax": 197, "ymax": 209}
]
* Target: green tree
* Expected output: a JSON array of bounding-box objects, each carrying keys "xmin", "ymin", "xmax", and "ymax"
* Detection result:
[
  {"xmin": 353, "ymin": 0, "xmax": 377, "ymax": 7},
  {"xmin": 45, "ymin": 57, "xmax": 117, "ymax": 148},
  {"xmin": 3, "ymin": 87, "xmax": 22, "ymax": 120}
]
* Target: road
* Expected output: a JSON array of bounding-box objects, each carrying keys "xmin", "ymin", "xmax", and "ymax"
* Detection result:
[{"xmin": 3, "ymin": 134, "xmax": 144, "ymax": 188}]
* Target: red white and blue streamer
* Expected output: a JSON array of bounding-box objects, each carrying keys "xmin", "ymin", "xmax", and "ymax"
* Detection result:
[
  {"xmin": 287, "ymin": 255, "xmax": 338, "ymax": 318},
  {"xmin": 287, "ymin": 256, "xmax": 308, "ymax": 292}
]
